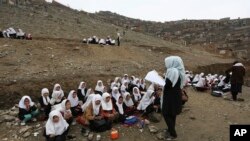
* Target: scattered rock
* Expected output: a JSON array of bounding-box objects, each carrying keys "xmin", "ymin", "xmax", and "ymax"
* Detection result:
[
  {"xmin": 148, "ymin": 125, "xmax": 159, "ymax": 133},
  {"xmin": 2, "ymin": 115, "xmax": 16, "ymax": 122},
  {"xmin": 156, "ymin": 132, "xmax": 164, "ymax": 140},
  {"xmin": 19, "ymin": 126, "xmax": 32, "ymax": 134},
  {"xmin": 22, "ymin": 131, "xmax": 31, "ymax": 138},
  {"xmin": 189, "ymin": 116, "xmax": 196, "ymax": 120},
  {"xmin": 2, "ymin": 138, "xmax": 8, "ymax": 141},
  {"xmin": 73, "ymin": 47, "xmax": 80, "ymax": 50}
]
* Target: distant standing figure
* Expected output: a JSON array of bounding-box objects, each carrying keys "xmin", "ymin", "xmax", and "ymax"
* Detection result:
[
  {"xmin": 225, "ymin": 61, "xmax": 245, "ymax": 101},
  {"xmin": 162, "ymin": 56, "xmax": 185, "ymax": 140},
  {"xmin": 117, "ymin": 32, "xmax": 121, "ymax": 46}
]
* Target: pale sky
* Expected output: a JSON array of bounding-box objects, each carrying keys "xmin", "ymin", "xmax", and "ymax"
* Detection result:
[{"xmin": 52, "ymin": 0, "xmax": 250, "ymax": 22}]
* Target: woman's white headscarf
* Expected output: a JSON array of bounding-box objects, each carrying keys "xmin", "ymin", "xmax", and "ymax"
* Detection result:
[
  {"xmin": 45, "ymin": 110, "xmax": 69, "ymax": 136},
  {"xmin": 111, "ymin": 87, "xmax": 121, "ymax": 101},
  {"xmin": 192, "ymin": 74, "xmax": 199, "ymax": 82},
  {"xmin": 133, "ymin": 87, "xmax": 141, "ymax": 102},
  {"xmin": 18, "ymin": 96, "xmax": 34, "ymax": 109},
  {"xmin": 85, "ymin": 88, "xmax": 94, "ymax": 99},
  {"xmin": 111, "ymin": 77, "xmax": 121, "ymax": 89},
  {"xmin": 41, "ymin": 88, "xmax": 50, "ymax": 106},
  {"xmin": 164, "ymin": 56, "xmax": 185, "ymax": 89},
  {"xmin": 67, "ymin": 90, "xmax": 79, "ymax": 107},
  {"xmin": 81, "ymin": 93, "xmax": 95, "ymax": 112},
  {"xmin": 137, "ymin": 90, "xmax": 155, "ymax": 110},
  {"xmin": 101, "ymin": 92, "xmax": 113, "ymax": 111},
  {"xmin": 123, "ymin": 92, "xmax": 134, "ymax": 107},
  {"xmin": 92, "ymin": 94, "xmax": 102, "ymax": 116},
  {"xmin": 60, "ymin": 99, "xmax": 72, "ymax": 114},
  {"xmin": 95, "ymin": 80, "xmax": 104, "ymax": 92},
  {"xmin": 115, "ymin": 96, "xmax": 124, "ymax": 115},
  {"xmin": 52, "ymin": 83, "xmax": 64, "ymax": 102},
  {"xmin": 120, "ymin": 81, "xmax": 128, "ymax": 94},
  {"xmin": 78, "ymin": 82, "xmax": 86, "ymax": 97}
]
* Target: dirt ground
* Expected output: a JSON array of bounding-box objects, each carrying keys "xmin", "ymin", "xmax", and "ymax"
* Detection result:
[
  {"xmin": 0, "ymin": 86, "xmax": 249, "ymax": 141},
  {"xmin": 0, "ymin": 37, "xmax": 249, "ymax": 141}
]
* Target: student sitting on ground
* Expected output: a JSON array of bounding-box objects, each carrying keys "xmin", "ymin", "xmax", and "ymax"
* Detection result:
[
  {"xmin": 44, "ymin": 110, "xmax": 69, "ymax": 141},
  {"xmin": 194, "ymin": 76, "xmax": 210, "ymax": 92},
  {"xmin": 114, "ymin": 96, "xmax": 126, "ymax": 123},
  {"xmin": 67, "ymin": 90, "xmax": 82, "ymax": 117},
  {"xmin": 120, "ymin": 81, "xmax": 129, "ymax": 95},
  {"xmin": 111, "ymin": 87, "xmax": 121, "ymax": 104},
  {"xmin": 85, "ymin": 94, "xmax": 111, "ymax": 132},
  {"xmin": 121, "ymin": 74, "xmax": 130, "ymax": 84},
  {"xmin": 18, "ymin": 96, "xmax": 39, "ymax": 125},
  {"xmin": 123, "ymin": 92, "xmax": 136, "ymax": 116},
  {"xmin": 101, "ymin": 93, "xmax": 118, "ymax": 123},
  {"xmin": 98, "ymin": 38, "xmax": 106, "ymax": 45},
  {"xmin": 51, "ymin": 84, "xmax": 64, "ymax": 105},
  {"xmin": 132, "ymin": 87, "xmax": 141, "ymax": 106},
  {"xmin": 16, "ymin": 28, "xmax": 25, "ymax": 39},
  {"xmin": 192, "ymin": 74, "xmax": 199, "ymax": 84},
  {"xmin": 137, "ymin": 90, "xmax": 156, "ymax": 117},
  {"xmin": 0, "ymin": 30, "xmax": 3, "ymax": 38},
  {"xmin": 59, "ymin": 99, "xmax": 73, "ymax": 124},
  {"xmin": 25, "ymin": 33, "xmax": 32, "ymax": 40},
  {"xmin": 39, "ymin": 88, "xmax": 51, "ymax": 119},
  {"xmin": 95, "ymin": 80, "xmax": 105, "ymax": 95},
  {"xmin": 139, "ymin": 79, "xmax": 147, "ymax": 92},
  {"xmin": 111, "ymin": 77, "xmax": 121, "ymax": 89},
  {"xmin": 7, "ymin": 27, "xmax": 17, "ymax": 38},
  {"xmin": 77, "ymin": 82, "xmax": 88, "ymax": 102}
]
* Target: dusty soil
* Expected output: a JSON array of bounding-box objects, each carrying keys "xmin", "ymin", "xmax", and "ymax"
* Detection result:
[
  {"xmin": 0, "ymin": 37, "xmax": 249, "ymax": 141},
  {"xmin": 0, "ymin": 86, "xmax": 249, "ymax": 141}
]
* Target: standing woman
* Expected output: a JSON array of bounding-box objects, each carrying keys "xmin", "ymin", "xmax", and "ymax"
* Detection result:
[
  {"xmin": 162, "ymin": 56, "xmax": 185, "ymax": 140},
  {"xmin": 77, "ymin": 82, "xmax": 88, "ymax": 102}
]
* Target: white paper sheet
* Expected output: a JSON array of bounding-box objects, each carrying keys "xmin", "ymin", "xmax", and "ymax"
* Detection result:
[{"xmin": 145, "ymin": 70, "xmax": 165, "ymax": 86}]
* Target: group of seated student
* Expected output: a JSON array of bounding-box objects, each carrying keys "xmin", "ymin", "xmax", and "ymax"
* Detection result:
[
  {"xmin": 82, "ymin": 36, "xmax": 116, "ymax": 46},
  {"xmin": 17, "ymin": 74, "xmax": 163, "ymax": 141},
  {"xmin": 184, "ymin": 71, "xmax": 231, "ymax": 94},
  {"xmin": 0, "ymin": 27, "xmax": 32, "ymax": 40}
]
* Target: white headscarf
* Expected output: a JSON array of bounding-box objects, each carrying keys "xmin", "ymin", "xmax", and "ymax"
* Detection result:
[
  {"xmin": 78, "ymin": 82, "xmax": 86, "ymax": 97},
  {"xmin": 133, "ymin": 87, "xmax": 141, "ymax": 102},
  {"xmin": 120, "ymin": 81, "xmax": 128, "ymax": 94},
  {"xmin": 123, "ymin": 92, "xmax": 134, "ymax": 107},
  {"xmin": 52, "ymin": 84, "xmax": 64, "ymax": 102},
  {"xmin": 95, "ymin": 80, "xmax": 104, "ymax": 92},
  {"xmin": 122, "ymin": 74, "xmax": 129, "ymax": 84},
  {"xmin": 60, "ymin": 99, "xmax": 72, "ymax": 114},
  {"xmin": 67, "ymin": 90, "xmax": 79, "ymax": 107},
  {"xmin": 164, "ymin": 56, "xmax": 185, "ymax": 89},
  {"xmin": 18, "ymin": 96, "xmax": 34, "ymax": 109},
  {"xmin": 111, "ymin": 77, "xmax": 121, "ymax": 89},
  {"xmin": 92, "ymin": 95, "xmax": 102, "ymax": 116},
  {"xmin": 45, "ymin": 110, "xmax": 69, "ymax": 136},
  {"xmin": 41, "ymin": 88, "xmax": 50, "ymax": 106},
  {"xmin": 111, "ymin": 87, "xmax": 121, "ymax": 101},
  {"xmin": 192, "ymin": 74, "xmax": 199, "ymax": 82},
  {"xmin": 85, "ymin": 88, "xmax": 94, "ymax": 99},
  {"xmin": 101, "ymin": 93, "xmax": 113, "ymax": 111},
  {"xmin": 115, "ymin": 97, "xmax": 124, "ymax": 115},
  {"xmin": 137, "ymin": 90, "xmax": 155, "ymax": 110},
  {"xmin": 81, "ymin": 93, "xmax": 95, "ymax": 112},
  {"xmin": 234, "ymin": 63, "xmax": 244, "ymax": 67}
]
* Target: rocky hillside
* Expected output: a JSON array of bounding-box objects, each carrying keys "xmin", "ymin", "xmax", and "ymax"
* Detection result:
[{"xmin": 93, "ymin": 11, "xmax": 250, "ymax": 60}]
